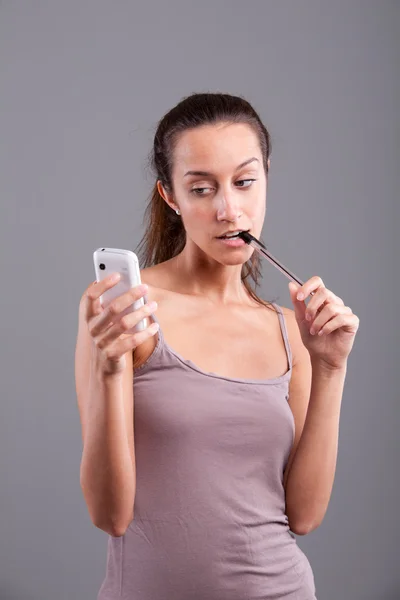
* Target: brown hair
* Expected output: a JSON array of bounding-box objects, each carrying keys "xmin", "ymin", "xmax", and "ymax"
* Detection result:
[{"xmin": 135, "ymin": 92, "xmax": 276, "ymax": 309}]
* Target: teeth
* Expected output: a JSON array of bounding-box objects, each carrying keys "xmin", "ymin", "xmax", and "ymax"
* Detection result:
[{"xmin": 224, "ymin": 231, "xmax": 241, "ymax": 238}]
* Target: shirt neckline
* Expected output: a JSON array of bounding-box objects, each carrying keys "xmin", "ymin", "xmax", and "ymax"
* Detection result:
[
  {"xmin": 161, "ymin": 337, "xmax": 292, "ymax": 386},
  {"xmin": 138, "ymin": 301, "xmax": 292, "ymax": 386}
]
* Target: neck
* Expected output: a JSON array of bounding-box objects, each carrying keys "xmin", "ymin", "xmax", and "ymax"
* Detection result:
[{"xmin": 170, "ymin": 244, "xmax": 252, "ymax": 306}]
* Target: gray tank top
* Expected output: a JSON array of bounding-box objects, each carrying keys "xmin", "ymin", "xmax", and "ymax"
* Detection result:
[{"xmin": 97, "ymin": 302, "xmax": 317, "ymax": 599}]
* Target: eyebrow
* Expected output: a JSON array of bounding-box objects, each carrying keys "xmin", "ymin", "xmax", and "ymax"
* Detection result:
[{"xmin": 183, "ymin": 157, "xmax": 259, "ymax": 178}]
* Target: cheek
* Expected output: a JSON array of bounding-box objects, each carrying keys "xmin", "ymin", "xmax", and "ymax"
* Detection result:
[
  {"xmin": 185, "ymin": 204, "xmax": 213, "ymax": 231},
  {"xmin": 247, "ymin": 200, "xmax": 265, "ymax": 222}
]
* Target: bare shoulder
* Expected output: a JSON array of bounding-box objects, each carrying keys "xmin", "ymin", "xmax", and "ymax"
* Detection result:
[
  {"xmin": 139, "ymin": 263, "xmax": 166, "ymax": 287},
  {"xmin": 139, "ymin": 263, "xmax": 174, "ymax": 301},
  {"xmin": 274, "ymin": 303, "xmax": 306, "ymax": 368},
  {"xmin": 275, "ymin": 303, "xmax": 294, "ymax": 322}
]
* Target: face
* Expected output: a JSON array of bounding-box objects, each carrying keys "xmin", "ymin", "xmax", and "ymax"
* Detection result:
[{"xmin": 159, "ymin": 122, "xmax": 268, "ymax": 266}]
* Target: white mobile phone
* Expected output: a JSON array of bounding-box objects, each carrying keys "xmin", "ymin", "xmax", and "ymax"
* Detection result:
[{"xmin": 93, "ymin": 247, "xmax": 147, "ymax": 333}]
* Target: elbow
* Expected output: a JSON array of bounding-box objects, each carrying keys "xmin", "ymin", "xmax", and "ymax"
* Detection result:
[
  {"xmin": 92, "ymin": 504, "xmax": 135, "ymax": 537},
  {"xmin": 290, "ymin": 519, "xmax": 321, "ymax": 536},
  {"xmin": 103, "ymin": 524, "xmax": 127, "ymax": 538},
  {"xmin": 81, "ymin": 488, "xmax": 133, "ymax": 537},
  {"xmin": 286, "ymin": 501, "xmax": 323, "ymax": 536},
  {"xmin": 93, "ymin": 514, "xmax": 133, "ymax": 538},
  {"xmin": 79, "ymin": 476, "xmax": 135, "ymax": 537},
  {"xmin": 290, "ymin": 523, "xmax": 310, "ymax": 536}
]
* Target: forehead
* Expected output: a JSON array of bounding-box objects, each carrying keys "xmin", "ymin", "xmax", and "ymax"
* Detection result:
[{"xmin": 172, "ymin": 122, "xmax": 262, "ymax": 176}]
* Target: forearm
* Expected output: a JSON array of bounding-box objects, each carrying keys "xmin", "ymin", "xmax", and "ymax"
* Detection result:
[
  {"xmin": 285, "ymin": 361, "xmax": 347, "ymax": 534},
  {"xmin": 80, "ymin": 363, "xmax": 135, "ymax": 537}
]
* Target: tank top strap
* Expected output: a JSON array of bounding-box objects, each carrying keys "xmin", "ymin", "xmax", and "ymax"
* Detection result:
[
  {"xmin": 144, "ymin": 295, "xmax": 292, "ymax": 373},
  {"xmin": 271, "ymin": 302, "xmax": 293, "ymax": 371}
]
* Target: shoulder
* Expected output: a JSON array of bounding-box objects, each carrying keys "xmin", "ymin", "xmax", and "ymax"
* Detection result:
[
  {"xmin": 272, "ymin": 303, "xmax": 307, "ymax": 368},
  {"xmin": 139, "ymin": 263, "xmax": 174, "ymax": 303}
]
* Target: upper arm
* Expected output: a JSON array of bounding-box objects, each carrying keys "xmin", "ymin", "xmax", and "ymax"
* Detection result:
[
  {"xmin": 74, "ymin": 287, "xmax": 134, "ymax": 450},
  {"xmin": 282, "ymin": 308, "xmax": 313, "ymax": 491}
]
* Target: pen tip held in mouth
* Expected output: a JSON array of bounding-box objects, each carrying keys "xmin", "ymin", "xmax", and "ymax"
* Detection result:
[{"xmin": 237, "ymin": 230, "xmax": 253, "ymax": 244}]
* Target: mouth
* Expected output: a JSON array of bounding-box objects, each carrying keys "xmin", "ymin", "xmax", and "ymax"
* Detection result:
[{"xmin": 216, "ymin": 229, "xmax": 250, "ymax": 240}]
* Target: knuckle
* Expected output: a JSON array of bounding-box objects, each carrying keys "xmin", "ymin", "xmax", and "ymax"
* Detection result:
[
  {"xmin": 120, "ymin": 315, "xmax": 132, "ymax": 330},
  {"xmin": 104, "ymin": 348, "xmax": 118, "ymax": 362},
  {"xmin": 86, "ymin": 289, "xmax": 96, "ymax": 302},
  {"xmin": 96, "ymin": 338, "xmax": 106, "ymax": 350},
  {"xmin": 108, "ymin": 303, "xmax": 119, "ymax": 316}
]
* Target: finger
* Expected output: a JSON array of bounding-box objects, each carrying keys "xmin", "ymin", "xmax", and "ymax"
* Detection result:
[
  {"xmin": 102, "ymin": 320, "xmax": 160, "ymax": 361},
  {"xmin": 126, "ymin": 320, "xmax": 160, "ymax": 352},
  {"xmin": 288, "ymin": 281, "xmax": 307, "ymax": 321},
  {"xmin": 305, "ymin": 288, "xmax": 335, "ymax": 321},
  {"xmin": 85, "ymin": 273, "xmax": 121, "ymax": 320},
  {"xmin": 89, "ymin": 284, "xmax": 149, "ymax": 336},
  {"xmin": 104, "ymin": 283, "xmax": 149, "ymax": 317},
  {"xmin": 317, "ymin": 311, "xmax": 358, "ymax": 337},
  {"xmin": 311, "ymin": 305, "xmax": 353, "ymax": 335},
  {"xmin": 296, "ymin": 277, "xmax": 325, "ymax": 301},
  {"xmin": 93, "ymin": 301, "xmax": 157, "ymax": 346}
]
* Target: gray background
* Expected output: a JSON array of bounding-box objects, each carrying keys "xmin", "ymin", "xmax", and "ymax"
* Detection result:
[{"xmin": 1, "ymin": 1, "xmax": 398, "ymax": 599}]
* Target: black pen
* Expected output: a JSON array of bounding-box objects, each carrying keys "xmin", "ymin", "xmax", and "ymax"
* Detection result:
[{"xmin": 238, "ymin": 231, "xmax": 315, "ymax": 297}]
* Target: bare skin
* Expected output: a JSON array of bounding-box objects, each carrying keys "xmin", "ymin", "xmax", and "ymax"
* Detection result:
[
  {"xmin": 132, "ymin": 122, "xmax": 293, "ymax": 380},
  {"xmin": 76, "ymin": 121, "xmax": 314, "ymax": 536},
  {"xmin": 133, "ymin": 262, "xmax": 292, "ymax": 381},
  {"xmin": 78, "ymin": 119, "xmax": 356, "ymax": 538}
]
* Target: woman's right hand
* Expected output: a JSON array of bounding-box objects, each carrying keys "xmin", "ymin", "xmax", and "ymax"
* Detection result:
[{"xmin": 82, "ymin": 273, "xmax": 159, "ymax": 376}]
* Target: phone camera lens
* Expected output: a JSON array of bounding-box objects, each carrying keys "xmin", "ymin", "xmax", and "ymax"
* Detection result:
[{"xmin": 99, "ymin": 263, "xmax": 106, "ymax": 270}]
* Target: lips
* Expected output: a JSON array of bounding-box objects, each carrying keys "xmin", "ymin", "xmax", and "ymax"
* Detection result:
[{"xmin": 217, "ymin": 229, "xmax": 250, "ymax": 239}]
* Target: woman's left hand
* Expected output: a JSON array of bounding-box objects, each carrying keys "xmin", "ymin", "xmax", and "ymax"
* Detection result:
[{"xmin": 288, "ymin": 277, "xmax": 360, "ymax": 371}]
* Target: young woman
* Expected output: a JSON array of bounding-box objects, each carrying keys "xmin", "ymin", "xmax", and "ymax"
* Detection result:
[{"xmin": 75, "ymin": 93, "xmax": 359, "ymax": 600}]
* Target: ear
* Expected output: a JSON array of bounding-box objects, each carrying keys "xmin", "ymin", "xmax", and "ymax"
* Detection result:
[
  {"xmin": 267, "ymin": 157, "xmax": 271, "ymax": 171},
  {"xmin": 157, "ymin": 180, "xmax": 178, "ymax": 212}
]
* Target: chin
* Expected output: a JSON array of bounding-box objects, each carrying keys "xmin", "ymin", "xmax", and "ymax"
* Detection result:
[{"xmin": 213, "ymin": 248, "xmax": 254, "ymax": 266}]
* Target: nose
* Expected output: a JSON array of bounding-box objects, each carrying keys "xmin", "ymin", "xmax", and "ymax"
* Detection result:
[{"xmin": 216, "ymin": 191, "xmax": 242, "ymax": 222}]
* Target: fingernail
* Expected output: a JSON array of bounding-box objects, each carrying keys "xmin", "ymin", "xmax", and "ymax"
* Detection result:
[
  {"xmin": 297, "ymin": 292, "xmax": 304, "ymax": 301},
  {"xmin": 110, "ymin": 273, "xmax": 120, "ymax": 282}
]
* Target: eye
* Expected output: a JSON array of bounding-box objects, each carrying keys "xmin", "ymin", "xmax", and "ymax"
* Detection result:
[
  {"xmin": 190, "ymin": 179, "xmax": 257, "ymax": 196},
  {"xmin": 191, "ymin": 187, "xmax": 214, "ymax": 196},
  {"xmin": 235, "ymin": 179, "xmax": 257, "ymax": 188}
]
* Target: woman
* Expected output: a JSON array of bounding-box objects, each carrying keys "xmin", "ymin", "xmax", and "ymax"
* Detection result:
[{"xmin": 75, "ymin": 93, "xmax": 359, "ymax": 600}]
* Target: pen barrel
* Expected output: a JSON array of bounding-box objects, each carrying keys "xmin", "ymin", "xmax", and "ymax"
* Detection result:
[{"xmin": 250, "ymin": 240, "xmax": 314, "ymax": 295}]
